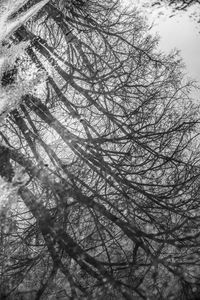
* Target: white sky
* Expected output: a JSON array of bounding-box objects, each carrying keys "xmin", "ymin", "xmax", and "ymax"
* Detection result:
[
  {"xmin": 122, "ymin": 0, "xmax": 200, "ymax": 84},
  {"xmin": 151, "ymin": 10, "xmax": 200, "ymax": 83}
]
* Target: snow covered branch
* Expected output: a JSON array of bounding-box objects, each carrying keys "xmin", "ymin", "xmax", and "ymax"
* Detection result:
[
  {"xmin": 0, "ymin": 0, "xmax": 50, "ymax": 44},
  {"xmin": 0, "ymin": 0, "xmax": 50, "ymax": 121}
]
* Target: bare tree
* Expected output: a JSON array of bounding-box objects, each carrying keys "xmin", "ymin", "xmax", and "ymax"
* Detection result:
[{"xmin": 0, "ymin": 1, "xmax": 200, "ymax": 299}]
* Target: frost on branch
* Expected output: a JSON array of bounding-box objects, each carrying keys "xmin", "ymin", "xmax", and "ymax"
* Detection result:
[
  {"xmin": 0, "ymin": 0, "xmax": 50, "ymax": 122},
  {"xmin": 0, "ymin": 176, "xmax": 17, "ymax": 212},
  {"xmin": 0, "ymin": 0, "xmax": 50, "ymax": 44},
  {"xmin": 0, "ymin": 42, "xmax": 47, "ymax": 122},
  {"xmin": 0, "ymin": 42, "xmax": 29, "ymax": 78}
]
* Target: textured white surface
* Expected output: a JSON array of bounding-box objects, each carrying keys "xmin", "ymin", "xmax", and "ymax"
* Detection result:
[
  {"xmin": 0, "ymin": 0, "xmax": 49, "ymax": 44},
  {"xmin": 0, "ymin": 0, "xmax": 50, "ymax": 120}
]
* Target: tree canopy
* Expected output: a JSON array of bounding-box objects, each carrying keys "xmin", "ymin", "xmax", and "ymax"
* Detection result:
[{"xmin": 0, "ymin": 1, "xmax": 200, "ymax": 299}]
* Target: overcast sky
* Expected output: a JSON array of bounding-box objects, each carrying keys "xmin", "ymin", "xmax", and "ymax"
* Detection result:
[
  {"xmin": 123, "ymin": 0, "xmax": 200, "ymax": 84},
  {"xmin": 151, "ymin": 10, "xmax": 200, "ymax": 83}
]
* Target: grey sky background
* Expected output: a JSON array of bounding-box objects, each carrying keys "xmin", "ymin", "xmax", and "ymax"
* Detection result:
[{"xmin": 122, "ymin": 0, "xmax": 200, "ymax": 85}]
